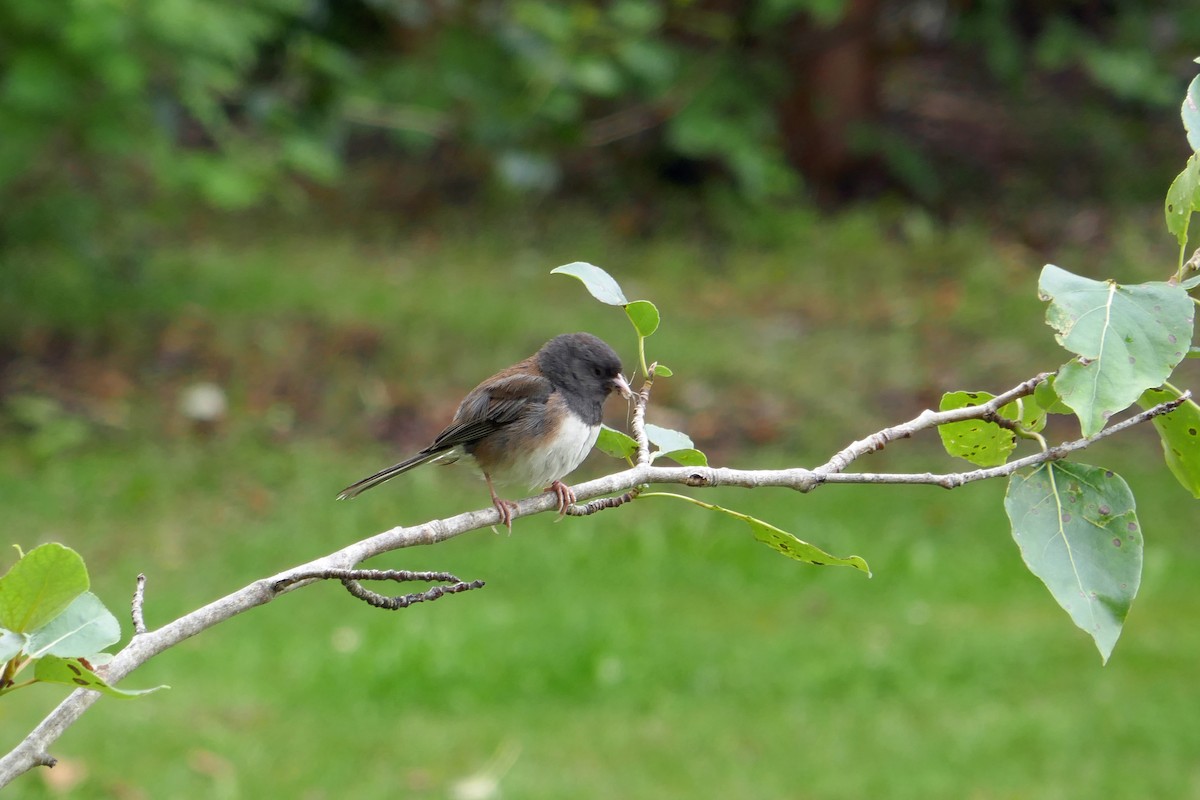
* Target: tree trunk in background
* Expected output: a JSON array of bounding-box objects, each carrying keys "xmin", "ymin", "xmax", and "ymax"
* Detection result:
[{"xmin": 776, "ymin": 0, "xmax": 882, "ymax": 203}]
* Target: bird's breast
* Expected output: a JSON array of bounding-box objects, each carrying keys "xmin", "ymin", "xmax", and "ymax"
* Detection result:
[{"xmin": 505, "ymin": 411, "xmax": 600, "ymax": 489}]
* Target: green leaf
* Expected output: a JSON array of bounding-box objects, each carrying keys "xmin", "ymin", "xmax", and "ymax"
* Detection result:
[
  {"xmin": 644, "ymin": 425, "xmax": 709, "ymax": 465},
  {"xmin": 0, "ymin": 544, "xmax": 89, "ymax": 633},
  {"xmin": 25, "ymin": 592, "xmax": 120, "ymax": 659},
  {"xmin": 937, "ymin": 391, "xmax": 1045, "ymax": 467},
  {"xmin": 1033, "ymin": 375, "xmax": 1074, "ymax": 414},
  {"xmin": 1004, "ymin": 462, "xmax": 1141, "ymax": 663},
  {"xmin": 624, "ymin": 300, "xmax": 660, "ymax": 337},
  {"xmin": 937, "ymin": 391, "xmax": 1016, "ymax": 467},
  {"xmin": 1165, "ymin": 156, "xmax": 1200, "ymax": 246},
  {"xmin": 0, "ymin": 629, "xmax": 26, "ymax": 662},
  {"xmin": 1182, "ymin": 275, "xmax": 1200, "ymax": 290},
  {"xmin": 1038, "ymin": 265, "xmax": 1194, "ymax": 436},
  {"xmin": 1183, "ymin": 74, "xmax": 1200, "ymax": 154},
  {"xmin": 34, "ymin": 655, "xmax": 167, "ymax": 698},
  {"xmin": 1139, "ymin": 387, "xmax": 1200, "ymax": 498},
  {"xmin": 596, "ymin": 424, "xmax": 638, "ymax": 460},
  {"xmin": 1011, "ymin": 395, "xmax": 1048, "ymax": 433},
  {"xmin": 652, "ymin": 364, "xmax": 673, "ymax": 377},
  {"xmin": 658, "ymin": 448, "xmax": 708, "ymax": 467},
  {"xmin": 644, "ymin": 492, "xmax": 869, "ymax": 574},
  {"xmin": 551, "ymin": 262, "xmax": 629, "ymax": 305},
  {"xmin": 644, "ymin": 423, "xmax": 693, "ymax": 453},
  {"xmin": 741, "ymin": 511, "xmax": 869, "ymax": 574},
  {"xmin": 701, "ymin": 500, "xmax": 869, "ymax": 573}
]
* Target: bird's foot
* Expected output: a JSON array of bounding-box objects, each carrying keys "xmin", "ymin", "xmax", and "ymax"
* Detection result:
[
  {"xmin": 548, "ymin": 480, "xmax": 576, "ymax": 519},
  {"xmin": 491, "ymin": 496, "xmax": 518, "ymax": 534}
]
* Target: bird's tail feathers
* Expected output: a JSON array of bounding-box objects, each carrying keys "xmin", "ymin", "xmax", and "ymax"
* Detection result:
[{"xmin": 336, "ymin": 449, "xmax": 448, "ymax": 500}]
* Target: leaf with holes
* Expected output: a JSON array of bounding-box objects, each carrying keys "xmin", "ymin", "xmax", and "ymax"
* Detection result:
[
  {"xmin": 1165, "ymin": 156, "xmax": 1200, "ymax": 246},
  {"xmin": 705, "ymin": 501, "xmax": 870, "ymax": 574},
  {"xmin": 744, "ymin": 511, "xmax": 869, "ymax": 574},
  {"xmin": 1038, "ymin": 265, "xmax": 1193, "ymax": 436},
  {"xmin": 937, "ymin": 391, "xmax": 1046, "ymax": 467},
  {"xmin": 34, "ymin": 655, "xmax": 167, "ymax": 698},
  {"xmin": 646, "ymin": 493, "xmax": 869, "ymax": 574},
  {"xmin": 938, "ymin": 391, "xmax": 1015, "ymax": 467},
  {"xmin": 1004, "ymin": 462, "xmax": 1141, "ymax": 663},
  {"xmin": 1139, "ymin": 387, "xmax": 1200, "ymax": 499}
]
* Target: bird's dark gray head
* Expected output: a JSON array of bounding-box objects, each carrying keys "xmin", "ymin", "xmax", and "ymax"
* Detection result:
[{"xmin": 537, "ymin": 333, "xmax": 630, "ymax": 424}]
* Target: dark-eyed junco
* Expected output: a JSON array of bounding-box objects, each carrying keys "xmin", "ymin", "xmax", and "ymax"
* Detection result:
[{"xmin": 338, "ymin": 332, "xmax": 632, "ymax": 530}]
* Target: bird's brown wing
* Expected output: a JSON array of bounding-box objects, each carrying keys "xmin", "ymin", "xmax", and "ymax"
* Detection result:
[
  {"xmin": 336, "ymin": 369, "xmax": 552, "ymax": 500},
  {"xmin": 425, "ymin": 371, "xmax": 553, "ymax": 453}
]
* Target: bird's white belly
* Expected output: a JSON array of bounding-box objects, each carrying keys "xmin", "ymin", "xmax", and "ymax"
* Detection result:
[{"xmin": 510, "ymin": 414, "xmax": 600, "ymax": 489}]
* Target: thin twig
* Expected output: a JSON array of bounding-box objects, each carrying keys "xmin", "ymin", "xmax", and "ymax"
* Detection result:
[
  {"xmin": 272, "ymin": 568, "xmax": 486, "ymax": 610},
  {"xmin": 272, "ymin": 568, "xmax": 471, "ymax": 593},
  {"xmin": 341, "ymin": 577, "xmax": 486, "ymax": 610},
  {"xmin": 816, "ymin": 374, "xmax": 1050, "ymax": 475},
  {"xmin": 130, "ymin": 574, "xmax": 147, "ymax": 636},
  {"xmin": 979, "ymin": 403, "xmax": 1049, "ymax": 450},
  {"xmin": 631, "ymin": 374, "xmax": 654, "ymax": 466},
  {"xmin": 564, "ymin": 487, "xmax": 643, "ymax": 516}
]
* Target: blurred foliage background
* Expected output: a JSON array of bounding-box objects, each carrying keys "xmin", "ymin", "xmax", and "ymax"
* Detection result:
[
  {"xmin": 4, "ymin": 1, "xmax": 1200, "ymax": 797},
  {"xmin": 4, "ymin": 0, "xmax": 1199, "ymax": 247}
]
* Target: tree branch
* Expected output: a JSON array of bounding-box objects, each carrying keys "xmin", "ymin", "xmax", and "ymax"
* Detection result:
[
  {"xmin": 0, "ymin": 376, "xmax": 1183, "ymax": 788},
  {"xmin": 631, "ymin": 374, "xmax": 654, "ymax": 466},
  {"xmin": 815, "ymin": 373, "xmax": 1050, "ymax": 474}
]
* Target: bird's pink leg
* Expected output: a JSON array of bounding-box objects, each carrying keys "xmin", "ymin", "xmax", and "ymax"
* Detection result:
[
  {"xmin": 548, "ymin": 480, "xmax": 576, "ymax": 517},
  {"xmin": 485, "ymin": 473, "xmax": 517, "ymax": 533}
]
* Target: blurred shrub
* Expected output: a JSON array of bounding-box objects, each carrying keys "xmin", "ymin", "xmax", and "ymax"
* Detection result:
[
  {"xmin": 323, "ymin": 0, "xmax": 799, "ymax": 199},
  {"xmin": 0, "ymin": 0, "xmax": 338, "ymax": 250},
  {"xmin": 321, "ymin": 1, "xmax": 1200, "ymax": 203},
  {"xmin": 2, "ymin": 0, "xmax": 1199, "ymax": 262},
  {"xmin": 960, "ymin": 2, "xmax": 1195, "ymax": 106}
]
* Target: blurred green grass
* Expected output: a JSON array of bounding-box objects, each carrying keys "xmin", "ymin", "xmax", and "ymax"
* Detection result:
[{"xmin": 3, "ymin": 204, "xmax": 1199, "ymax": 798}]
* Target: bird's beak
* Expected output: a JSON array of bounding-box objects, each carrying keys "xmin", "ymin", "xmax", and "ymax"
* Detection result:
[{"xmin": 613, "ymin": 373, "xmax": 633, "ymax": 399}]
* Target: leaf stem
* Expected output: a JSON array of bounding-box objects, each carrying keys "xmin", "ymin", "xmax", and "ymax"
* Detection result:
[
  {"xmin": 1025, "ymin": 430, "xmax": 1049, "ymax": 451},
  {"xmin": 640, "ymin": 490, "xmax": 713, "ymax": 510},
  {"xmin": 0, "ymin": 657, "xmax": 23, "ymax": 691},
  {"xmin": 0, "ymin": 679, "xmax": 35, "ymax": 696},
  {"xmin": 1180, "ymin": 245, "xmax": 1200, "ymax": 282}
]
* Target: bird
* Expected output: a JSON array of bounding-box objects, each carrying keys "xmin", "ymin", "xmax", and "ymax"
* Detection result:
[{"xmin": 338, "ymin": 332, "xmax": 632, "ymax": 531}]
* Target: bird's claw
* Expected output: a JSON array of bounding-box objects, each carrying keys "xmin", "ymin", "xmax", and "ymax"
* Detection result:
[
  {"xmin": 492, "ymin": 496, "xmax": 518, "ymax": 534},
  {"xmin": 548, "ymin": 480, "xmax": 576, "ymax": 519}
]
